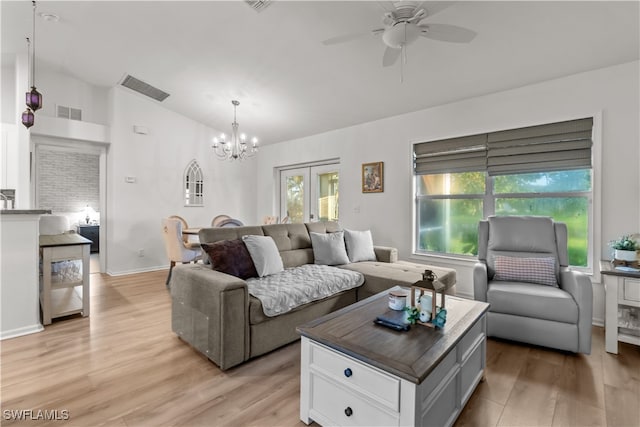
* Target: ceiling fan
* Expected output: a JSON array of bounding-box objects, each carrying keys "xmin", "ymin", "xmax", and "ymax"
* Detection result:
[{"xmin": 322, "ymin": 1, "xmax": 477, "ymax": 69}]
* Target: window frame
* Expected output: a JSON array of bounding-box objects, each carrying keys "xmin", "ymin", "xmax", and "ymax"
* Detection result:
[
  {"xmin": 184, "ymin": 159, "xmax": 204, "ymax": 207},
  {"xmin": 409, "ymin": 110, "xmax": 603, "ymax": 276}
]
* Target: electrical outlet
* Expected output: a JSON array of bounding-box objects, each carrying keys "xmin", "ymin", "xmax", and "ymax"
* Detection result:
[{"xmin": 138, "ymin": 248, "xmax": 145, "ymax": 257}]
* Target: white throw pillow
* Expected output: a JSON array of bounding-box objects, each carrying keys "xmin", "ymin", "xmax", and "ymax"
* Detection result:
[
  {"xmin": 310, "ymin": 231, "xmax": 350, "ymax": 266},
  {"xmin": 242, "ymin": 235, "xmax": 284, "ymax": 277},
  {"xmin": 344, "ymin": 229, "xmax": 376, "ymax": 263}
]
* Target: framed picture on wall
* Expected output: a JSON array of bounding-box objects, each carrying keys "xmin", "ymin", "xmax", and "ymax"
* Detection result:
[{"xmin": 362, "ymin": 161, "xmax": 384, "ymax": 193}]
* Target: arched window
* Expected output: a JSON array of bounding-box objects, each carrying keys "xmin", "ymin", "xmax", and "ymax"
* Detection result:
[{"xmin": 184, "ymin": 160, "xmax": 204, "ymax": 206}]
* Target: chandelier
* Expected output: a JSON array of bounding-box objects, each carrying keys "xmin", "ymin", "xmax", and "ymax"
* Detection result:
[
  {"xmin": 21, "ymin": 1, "xmax": 43, "ymax": 129},
  {"xmin": 211, "ymin": 100, "xmax": 258, "ymax": 161}
]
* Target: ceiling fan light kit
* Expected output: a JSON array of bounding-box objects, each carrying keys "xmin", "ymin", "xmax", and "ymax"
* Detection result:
[{"xmin": 322, "ymin": 1, "xmax": 477, "ymax": 81}]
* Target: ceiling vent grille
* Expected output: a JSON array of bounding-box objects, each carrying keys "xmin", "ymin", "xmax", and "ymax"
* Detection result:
[
  {"xmin": 57, "ymin": 105, "xmax": 82, "ymax": 121},
  {"xmin": 120, "ymin": 74, "xmax": 170, "ymax": 102},
  {"xmin": 245, "ymin": 0, "xmax": 272, "ymax": 12}
]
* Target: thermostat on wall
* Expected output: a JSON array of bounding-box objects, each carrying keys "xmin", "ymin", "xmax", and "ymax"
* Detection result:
[{"xmin": 125, "ymin": 176, "xmax": 137, "ymax": 183}]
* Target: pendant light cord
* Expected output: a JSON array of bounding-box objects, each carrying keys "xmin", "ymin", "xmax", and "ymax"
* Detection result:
[
  {"xmin": 31, "ymin": 1, "xmax": 36, "ymax": 88},
  {"xmin": 26, "ymin": 37, "xmax": 31, "ymax": 87}
]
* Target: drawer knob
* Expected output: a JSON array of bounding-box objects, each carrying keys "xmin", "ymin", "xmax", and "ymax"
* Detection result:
[
  {"xmin": 344, "ymin": 407, "xmax": 353, "ymax": 417},
  {"xmin": 344, "ymin": 368, "xmax": 352, "ymax": 378}
]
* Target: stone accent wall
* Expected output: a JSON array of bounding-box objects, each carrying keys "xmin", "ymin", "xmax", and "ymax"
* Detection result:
[{"xmin": 37, "ymin": 148, "xmax": 99, "ymax": 214}]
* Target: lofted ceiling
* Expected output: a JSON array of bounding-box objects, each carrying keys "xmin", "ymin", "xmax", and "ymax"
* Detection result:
[{"xmin": 1, "ymin": 1, "xmax": 639, "ymax": 145}]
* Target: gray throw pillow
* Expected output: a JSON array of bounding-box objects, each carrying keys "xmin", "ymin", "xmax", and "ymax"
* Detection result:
[
  {"xmin": 242, "ymin": 235, "xmax": 284, "ymax": 277},
  {"xmin": 310, "ymin": 231, "xmax": 350, "ymax": 265},
  {"xmin": 344, "ymin": 229, "xmax": 376, "ymax": 263}
]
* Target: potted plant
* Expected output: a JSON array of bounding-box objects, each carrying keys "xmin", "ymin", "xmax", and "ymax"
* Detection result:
[{"xmin": 610, "ymin": 235, "xmax": 639, "ymax": 261}]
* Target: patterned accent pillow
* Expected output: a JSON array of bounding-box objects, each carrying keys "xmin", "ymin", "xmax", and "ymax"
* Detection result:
[
  {"xmin": 493, "ymin": 255, "xmax": 557, "ymax": 287},
  {"xmin": 201, "ymin": 239, "xmax": 258, "ymax": 280}
]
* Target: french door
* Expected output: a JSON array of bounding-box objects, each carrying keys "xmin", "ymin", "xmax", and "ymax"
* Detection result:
[{"xmin": 280, "ymin": 163, "xmax": 339, "ymax": 223}]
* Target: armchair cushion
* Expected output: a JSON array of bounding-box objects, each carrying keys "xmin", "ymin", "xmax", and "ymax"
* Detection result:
[
  {"xmin": 487, "ymin": 282, "xmax": 578, "ymax": 324},
  {"xmin": 493, "ymin": 255, "xmax": 558, "ymax": 287}
]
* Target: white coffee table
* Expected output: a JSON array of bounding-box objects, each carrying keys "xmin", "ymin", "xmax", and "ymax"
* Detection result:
[{"xmin": 297, "ymin": 286, "xmax": 489, "ymax": 427}]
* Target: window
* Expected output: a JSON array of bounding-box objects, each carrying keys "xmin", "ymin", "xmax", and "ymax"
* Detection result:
[
  {"xmin": 414, "ymin": 118, "xmax": 593, "ymax": 268},
  {"xmin": 279, "ymin": 162, "xmax": 339, "ymax": 223},
  {"xmin": 184, "ymin": 160, "xmax": 203, "ymax": 206}
]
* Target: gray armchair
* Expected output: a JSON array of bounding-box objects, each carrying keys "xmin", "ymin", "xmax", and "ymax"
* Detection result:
[{"xmin": 473, "ymin": 216, "xmax": 592, "ymax": 354}]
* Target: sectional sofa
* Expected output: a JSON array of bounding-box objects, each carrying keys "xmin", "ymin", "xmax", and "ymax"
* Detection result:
[{"xmin": 170, "ymin": 221, "xmax": 456, "ymax": 370}]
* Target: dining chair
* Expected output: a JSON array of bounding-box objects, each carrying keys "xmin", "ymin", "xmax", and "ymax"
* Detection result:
[
  {"xmin": 169, "ymin": 215, "xmax": 189, "ymax": 243},
  {"xmin": 161, "ymin": 218, "xmax": 202, "ymax": 286},
  {"xmin": 262, "ymin": 215, "xmax": 278, "ymax": 225},
  {"xmin": 211, "ymin": 214, "xmax": 231, "ymax": 227}
]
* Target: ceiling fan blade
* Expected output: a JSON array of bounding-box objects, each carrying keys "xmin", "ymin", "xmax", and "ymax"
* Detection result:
[
  {"xmin": 377, "ymin": 1, "xmax": 397, "ymax": 13},
  {"xmin": 382, "ymin": 46, "xmax": 401, "ymax": 67},
  {"xmin": 415, "ymin": 1, "xmax": 456, "ymax": 19},
  {"xmin": 419, "ymin": 23, "xmax": 477, "ymax": 43},
  {"xmin": 322, "ymin": 31, "xmax": 371, "ymax": 46}
]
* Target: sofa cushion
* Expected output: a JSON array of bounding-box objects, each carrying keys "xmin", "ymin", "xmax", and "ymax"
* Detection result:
[
  {"xmin": 493, "ymin": 255, "xmax": 557, "ymax": 287},
  {"xmin": 344, "ymin": 229, "xmax": 376, "ymax": 263},
  {"xmin": 340, "ymin": 261, "xmax": 456, "ymax": 299},
  {"xmin": 310, "ymin": 231, "xmax": 350, "ymax": 265},
  {"xmin": 246, "ymin": 264, "xmax": 364, "ymax": 317},
  {"xmin": 242, "ymin": 235, "xmax": 284, "ymax": 277},
  {"xmin": 201, "ymin": 240, "xmax": 257, "ymax": 280},
  {"xmin": 487, "ymin": 281, "xmax": 578, "ymax": 323},
  {"xmin": 262, "ymin": 223, "xmax": 312, "ymax": 252}
]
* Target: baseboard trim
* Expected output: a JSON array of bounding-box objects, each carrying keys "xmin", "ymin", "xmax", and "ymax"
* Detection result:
[
  {"xmin": 1, "ymin": 324, "xmax": 44, "ymax": 340},
  {"xmin": 106, "ymin": 265, "xmax": 167, "ymax": 277}
]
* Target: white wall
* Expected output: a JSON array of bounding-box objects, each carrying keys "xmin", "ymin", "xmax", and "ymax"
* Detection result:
[
  {"xmin": 107, "ymin": 88, "xmax": 257, "ymax": 275},
  {"xmin": 36, "ymin": 65, "xmax": 110, "ymax": 125},
  {"xmin": 1, "ymin": 62, "xmax": 16, "ymax": 123},
  {"xmin": 257, "ymin": 60, "xmax": 640, "ymax": 324}
]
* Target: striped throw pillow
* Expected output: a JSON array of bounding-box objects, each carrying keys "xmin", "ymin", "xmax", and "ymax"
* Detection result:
[{"xmin": 493, "ymin": 255, "xmax": 557, "ymax": 287}]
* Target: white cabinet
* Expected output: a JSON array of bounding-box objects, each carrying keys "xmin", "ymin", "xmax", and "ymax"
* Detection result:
[
  {"xmin": 39, "ymin": 234, "xmax": 91, "ymax": 325},
  {"xmin": 602, "ymin": 262, "xmax": 640, "ymax": 354},
  {"xmin": 300, "ymin": 314, "xmax": 486, "ymax": 427}
]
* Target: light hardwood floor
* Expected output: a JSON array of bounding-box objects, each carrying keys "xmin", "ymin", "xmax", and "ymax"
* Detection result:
[{"xmin": 1, "ymin": 270, "xmax": 639, "ymax": 426}]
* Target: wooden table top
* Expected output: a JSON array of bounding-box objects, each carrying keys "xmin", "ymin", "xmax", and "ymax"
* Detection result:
[
  {"xmin": 182, "ymin": 228, "xmax": 202, "ymax": 235},
  {"xmin": 297, "ymin": 286, "xmax": 489, "ymax": 384},
  {"xmin": 600, "ymin": 260, "xmax": 640, "ymax": 278},
  {"xmin": 40, "ymin": 233, "xmax": 92, "ymax": 247}
]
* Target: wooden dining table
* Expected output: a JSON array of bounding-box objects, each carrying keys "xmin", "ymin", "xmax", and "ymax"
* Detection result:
[{"xmin": 182, "ymin": 227, "xmax": 202, "ymax": 235}]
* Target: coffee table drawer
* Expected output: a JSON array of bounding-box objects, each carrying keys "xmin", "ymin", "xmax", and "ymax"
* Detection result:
[
  {"xmin": 310, "ymin": 374, "xmax": 399, "ymax": 427},
  {"xmin": 309, "ymin": 342, "xmax": 399, "ymax": 411}
]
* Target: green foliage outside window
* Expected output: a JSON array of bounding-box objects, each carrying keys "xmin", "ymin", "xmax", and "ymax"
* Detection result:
[{"xmin": 416, "ymin": 169, "xmax": 591, "ymax": 267}]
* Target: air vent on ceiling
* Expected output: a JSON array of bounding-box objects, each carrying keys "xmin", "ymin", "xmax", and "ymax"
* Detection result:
[
  {"xmin": 57, "ymin": 105, "xmax": 82, "ymax": 121},
  {"xmin": 120, "ymin": 74, "xmax": 170, "ymax": 102},
  {"xmin": 245, "ymin": 0, "xmax": 272, "ymax": 12}
]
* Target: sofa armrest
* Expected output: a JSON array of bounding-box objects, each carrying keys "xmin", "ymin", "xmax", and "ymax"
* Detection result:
[
  {"xmin": 473, "ymin": 262, "xmax": 488, "ymax": 302},
  {"xmin": 170, "ymin": 264, "xmax": 249, "ymax": 370},
  {"xmin": 373, "ymin": 246, "xmax": 398, "ymax": 263},
  {"xmin": 560, "ymin": 268, "xmax": 593, "ymax": 354}
]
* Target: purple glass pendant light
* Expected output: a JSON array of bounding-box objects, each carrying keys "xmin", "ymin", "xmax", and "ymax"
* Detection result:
[
  {"xmin": 21, "ymin": 1, "xmax": 42, "ymax": 128},
  {"xmin": 21, "ymin": 108, "xmax": 35, "ymax": 128}
]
